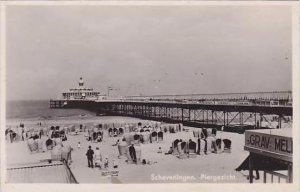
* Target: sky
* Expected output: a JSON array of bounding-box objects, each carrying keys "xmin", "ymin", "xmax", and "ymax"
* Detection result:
[{"xmin": 6, "ymin": 5, "xmax": 292, "ymax": 100}]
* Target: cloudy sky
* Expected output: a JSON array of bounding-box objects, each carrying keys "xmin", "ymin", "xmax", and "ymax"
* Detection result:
[{"xmin": 6, "ymin": 5, "xmax": 292, "ymax": 100}]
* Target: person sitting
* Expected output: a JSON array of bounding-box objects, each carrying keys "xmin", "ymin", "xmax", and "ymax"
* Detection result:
[
  {"xmin": 112, "ymin": 139, "xmax": 120, "ymax": 146},
  {"xmin": 165, "ymin": 147, "xmax": 173, "ymax": 155},
  {"xmin": 157, "ymin": 147, "xmax": 162, "ymax": 154}
]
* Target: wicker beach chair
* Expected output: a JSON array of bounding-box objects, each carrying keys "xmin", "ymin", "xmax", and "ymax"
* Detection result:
[
  {"xmin": 188, "ymin": 140, "xmax": 197, "ymax": 158},
  {"xmin": 151, "ymin": 131, "xmax": 158, "ymax": 142},
  {"xmin": 157, "ymin": 131, "xmax": 163, "ymax": 142},
  {"xmin": 134, "ymin": 145, "xmax": 142, "ymax": 164},
  {"xmin": 142, "ymin": 132, "xmax": 150, "ymax": 144},
  {"xmin": 118, "ymin": 142, "xmax": 128, "ymax": 158},
  {"xmin": 216, "ymin": 138, "xmax": 222, "ymax": 152},
  {"xmin": 124, "ymin": 133, "xmax": 133, "ymax": 145},
  {"xmin": 46, "ymin": 139, "xmax": 53, "ymax": 150},
  {"xmin": 172, "ymin": 139, "xmax": 180, "ymax": 156},
  {"xmin": 113, "ymin": 128, "xmax": 118, "ymax": 137},
  {"xmin": 108, "ymin": 128, "xmax": 113, "ymax": 137},
  {"xmin": 119, "ymin": 127, "xmax": 124, "ymax": 135},
  {"xmin": 223, "ymin": 139, "xmax": 232, "ymax": 153},
  {"xmin": 178, "ymin": 141, "xmax": 188, "ymax": 159},
  {"xmin": 133, "ymin": 134, "xmax": 140, "ymax": 144},
  {"xmin": 27, "ymin": 138, "xmax": 35, "ymax": 152},
  {"xmin": 51, "ymin": 146, "xmax": 62, "ymax": 161}
]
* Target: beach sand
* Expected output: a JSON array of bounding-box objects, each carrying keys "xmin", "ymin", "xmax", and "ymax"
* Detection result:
[{"xmin": 5, "ymin": 116, "xmax": 267, "ymax": 184}]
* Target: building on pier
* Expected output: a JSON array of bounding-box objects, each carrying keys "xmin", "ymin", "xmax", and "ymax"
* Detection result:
[{"xmin": 61, "ymin": 77, "xmax": 106, "ymax": 101}]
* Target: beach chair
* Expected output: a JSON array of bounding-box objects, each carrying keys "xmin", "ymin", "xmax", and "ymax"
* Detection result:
[
  {"xmin": 37, "ymin": 138, "xmax": 43, "ymax": 152},
  {"xmin": 202, "ymin": 128, "xmax": 208, "ymax": 139},
  {"xmin": 27, "ymin": 139, "xmax": 35, "ymax": 152},
  {"xmin": 151, "ymin": 132, "xmax": 157, "ymax": 142},
  {"xmin": 163, "ymin": 127, "xmax": 168, "ymax": 133},
  {"xmin": 119, "ymin": 128, "xmax": 124, "ymax": 135},
  {"xmin": 175, "ymin": 124, "xmax": 180, "ymax": 132},
  {"xmin": 108, "ymin": 128, "xmax": 113, "ymax": 137},
  {"xmin": 134, "ymin": 145, "xmax": 142, "ymax": 164},
  {"xmin": 216, "ymin": 138, "xmax": 222, "ymax": 153},
  {"xmin": 118, "ymin": 143, "xmax": 128, "ymax": 159},
  {"xmin": 46, "ymin": 139, "xmax": 53, "ymax": 150},
  {"xmin": 178, "ymin": 142, "xmax": 188, "ymax": 159},
  {"xmin": 212, "ymin": 128, "xmax": 217, "ymax": 136},
  {"xmin": 126, "ymin": 146, "xmax": 135, "ymax": 164},
  {"xmin": 133, "ymin": 134, "xmax": 140, "ymax": 144},
  {"xmin": 172, "ymin": 139, "xmax": 180, "ymax": 156},
  {"xmin": 188, "ymin": 141, "xmax": 197, "ymax": 158},
  {"xmin": 51, "ymin": 146, "xmax": 62, "ymax": 161},
  {"xmin": 32, "ymin": 139, "xmax": 38, "ymax": 152},
  {"xmin": 142, "ymin": 132, "xmax": 150, "ymax": 144},
  {"xmin": 124, "ymin": 125, "xmax": 130, "ymax": 133},
  {"xmin": 197, "ymin": 138, "xmax": 206, "ymax": 154},
  {"xmin": 55, "ymin": 137, "xmax": 62, "ymax": 146},
  {"xmin": 223, "ymin": 139, "xmax": 232, "ymax": 153},
  {"xmin": 157, "ymin": 131, "xmax": 163, "ymax": 142},
  {"xmin": 113, "ymin": 128, "xmax": 118, "ymax": 137},
  {"xmin": 179, "ymin": 124, "xmax": 183, "ymax": 132},
  {"xmin": 61, "ymin": 146, "xmax": 70, "ymax": 161},
  {"xmin": 193, "ymin": 130, "xmax": 197, "ymax": 137},
  {"xmin": 124, "ymin": 133, "xmax": 133, "ymax": 145}
]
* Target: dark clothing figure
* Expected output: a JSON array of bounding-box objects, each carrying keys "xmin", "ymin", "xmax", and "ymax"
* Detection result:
[
  {"xmin": 197, "ymin": 138, "xmax": 201, "ymax": 154},
  {"xmin": 86, "ymin": 148, "xmax": 94, "ymax": 168},
  {"xmin": 129, "ymin": 145, "xmax": 137, "ymax": 163}
]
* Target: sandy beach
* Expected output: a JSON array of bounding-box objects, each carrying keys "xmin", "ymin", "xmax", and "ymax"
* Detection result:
[{"xmin": 4, "ymin": 115, "xmax": 263, "ymax": 184}]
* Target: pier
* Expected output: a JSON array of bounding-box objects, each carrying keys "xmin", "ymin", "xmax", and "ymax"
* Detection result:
[{"xmin": 50, "ymin": 91, "xmax": 292, "ymax": 132}]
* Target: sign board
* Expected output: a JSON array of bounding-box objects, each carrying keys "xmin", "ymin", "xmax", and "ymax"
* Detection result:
[
  {"xmin": 245, "ymin": 130, "xmax": 292, "ymax": 161},
  {"xmin": 101, "ymin": 170, "xmax": 119, "ymax": 176}
]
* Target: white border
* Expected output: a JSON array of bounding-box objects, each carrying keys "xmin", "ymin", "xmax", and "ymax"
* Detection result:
[{"xmin": 0, "ymin": 1, "xmax": 299, "ymax": 192}]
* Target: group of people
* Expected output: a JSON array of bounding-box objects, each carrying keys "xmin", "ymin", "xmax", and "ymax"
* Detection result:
[{"xmin": 85, "ymin": 146, "xmax": 113, "ymax": 169}]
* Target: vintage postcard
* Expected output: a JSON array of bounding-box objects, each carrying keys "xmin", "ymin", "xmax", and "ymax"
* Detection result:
[{"xmin": 0, "ymin": 1, "xmax": 299, "ymax": 192}]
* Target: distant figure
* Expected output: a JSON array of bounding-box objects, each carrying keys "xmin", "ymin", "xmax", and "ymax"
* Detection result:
[
  {"xmin": 165, "ymin": 147, "xmax": 173, "ymax": 155},
  {"xmin": 86, "ymin": 146, "xmax": 94, "ymax": 168},
  {"xmin": 77, "ymin": 142, "xmax": 81, "ymax": 149},
  {"xmin": 112, "ymin": 139, "xmax": 120, "ymax": 146},
  {"xmin": 104, "ymin": 157, "xmax": 109, "ymax": 168},
  {"xmin": 157, "ymin": 147, "xmax": 162, "ymax": 154}
]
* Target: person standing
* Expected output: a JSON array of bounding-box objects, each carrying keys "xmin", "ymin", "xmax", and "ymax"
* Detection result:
[{"xmin": 86, "ymin": 146, "xmax": 94, "ymax": 168}]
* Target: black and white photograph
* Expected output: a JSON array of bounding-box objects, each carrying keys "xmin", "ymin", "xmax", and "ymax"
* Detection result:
[{"xmin": 0, "ymin": 1, "xmax": 299, "ymax": 189}]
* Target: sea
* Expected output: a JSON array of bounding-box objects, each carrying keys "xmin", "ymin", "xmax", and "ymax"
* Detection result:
[{"xmin": 6, "ymin": 100, "xmax": 144, "ymax": 128}]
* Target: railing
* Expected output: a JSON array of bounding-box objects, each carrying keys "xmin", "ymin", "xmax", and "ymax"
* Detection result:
[
  {"xmin": 124, "ymin": 91, "xmax": 292, "ymax": 101},
  {"xmin": 263, "ymin": 170, "xmax": 290, "ymax": 183},
  {"xmin": 63, "ymin": 160, "xmax": 79, "ymax": 184}
]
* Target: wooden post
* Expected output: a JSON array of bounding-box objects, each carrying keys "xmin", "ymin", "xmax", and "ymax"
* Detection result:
[
  {"xmin": 249, "ymin": 153, "xmax": 254, "ymax": 183},
  {"xmin": 288, "ymin": 163, "xmax": 293, "ymax": 183}
]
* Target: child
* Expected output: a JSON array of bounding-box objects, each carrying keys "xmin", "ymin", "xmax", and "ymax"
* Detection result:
[
  {"xmin": 77, "ymin": 142, "xmax": 81, "ymax": 149},
  {"xmin": 157, "ymin": 147, "xmax": 162, "ymax": 154},
  {"xmin": 104, "ymin": 157, "xmax": 109, "ymax": 168}
]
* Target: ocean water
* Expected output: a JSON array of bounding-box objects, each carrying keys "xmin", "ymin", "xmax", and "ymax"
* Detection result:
[
  {"xmin": 6, "ymin": 100, "xmax": 98, "ymax": 124},
  {"xmin": 5, "ymin": 100, "xmax": 148, "ymax": 127}
]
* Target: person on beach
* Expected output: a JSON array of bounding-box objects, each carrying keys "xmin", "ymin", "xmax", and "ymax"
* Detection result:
[
  {"xmin": 165, "ymin": 147, "xmax": 173, "ymax": 155},
  {"xmin": 112, "ymin": 139, "xmax": 120, "ymax": 146},
  {"xmin": 86, "ymin": 146, "xmax": 94, "ymax": 168},
  {"xmin": 157, "ymin": 147, "xmax": 162, "ymax": 154}
]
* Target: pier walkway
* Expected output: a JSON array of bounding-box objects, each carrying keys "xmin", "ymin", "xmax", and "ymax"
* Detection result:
[{"xmin": 50, "ymin": 91, "xmax": 293, "ymax": 132}]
